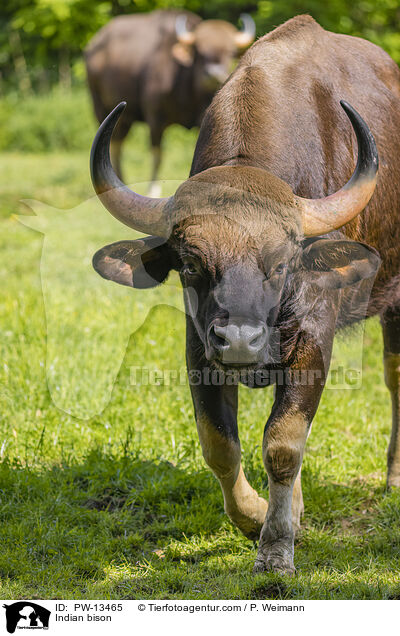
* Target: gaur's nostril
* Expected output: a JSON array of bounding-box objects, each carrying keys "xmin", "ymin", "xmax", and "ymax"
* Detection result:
[
  {"xmin": 249, "ymin": 334, "xmax": 261, "ymax": 347},
  {"xmin": 248, "ymin": 326, "xmax": 266, "ymax": 348},
  {"xmin": 214, "ymin": 333, "xmax": 228, "ymax": 348},
  {"xmin": 211, "ymin": 324, "xmax": 230, "ymax": 349}
]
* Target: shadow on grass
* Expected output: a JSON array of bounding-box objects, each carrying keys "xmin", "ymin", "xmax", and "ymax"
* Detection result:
[
  {"xmin": 0, "ymin": 449, "xmax": 399, "ymax": 599},
  {"xmin": 0, "ymin": 449, "xmax": 231, "ymax": 594}
]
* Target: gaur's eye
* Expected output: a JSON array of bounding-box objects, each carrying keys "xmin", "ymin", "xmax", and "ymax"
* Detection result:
[
  {"xmin": 275, "ymin": 263, "xmax": 286, "ymax": 275},
  {"xmin": 182, "ymin": 262, "xmax": 198, "ymax": 276},
  {"xmin": 263, "ymin": 262, "xmax": 287, "ymax": 280}
]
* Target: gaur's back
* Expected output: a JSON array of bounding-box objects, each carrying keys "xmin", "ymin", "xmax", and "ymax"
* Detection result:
[
  {"xmin": 85, "ymin": 10, "xmax": 200, "ymax": 79},
  {"xmin": 192, "ymin": 15, "xmax": 400, "ymax": 195},
  {"xmin": 191, "ymin": 15, "xmax": 400, "ymax": 289}
]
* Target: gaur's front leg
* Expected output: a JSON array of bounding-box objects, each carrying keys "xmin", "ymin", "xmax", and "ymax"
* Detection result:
[
  {"xmin": 254, "ymin": 335, "xmax": 331, "ymax": 575},
  {"xmin": 186, "ymin": 319, "xmax": 268, "ymax": 539}
]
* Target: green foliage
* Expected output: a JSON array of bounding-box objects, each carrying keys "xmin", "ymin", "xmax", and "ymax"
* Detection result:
[
  {"xmin": 255, "ymin": 1, "xmax": 400, "ymax": 64},
  {"xmin": 0, "ymin": 87, "xmax": 95, "ymax": 152},
  {"xmin": 0, "ymin": 86, "xmax": 198, "ymax": 155},
  {"xmin": 0, "ymin": 0, "xmax": 112, "ymax": 89},
  {"xmin": 0, "ymin": 1, "xmax": 399, "ymax": 92}
]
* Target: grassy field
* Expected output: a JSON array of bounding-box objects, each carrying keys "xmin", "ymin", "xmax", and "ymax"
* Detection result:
[{"xmin": 0, "ymin": 89, "xmax": 400, "ymax": 600}]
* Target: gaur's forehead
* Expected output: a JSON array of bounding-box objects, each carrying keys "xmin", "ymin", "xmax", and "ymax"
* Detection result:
[
  {"xmin": 194, "ymin": 21, "xmax": 238, "ymax": 55},
  {"xmin": 179, "ymin": 212, "xmax": 293, "ymax": 246},
  {"xmin": 170, "ymin": 167, "xmax": 303, "ymax": 271},
  {"xmin": 175, "ymin": 214, "xmax": 299, "ymax": 274},
  {"xmin": 171, "ymin": 166, "xmax": 301, "ymax": 226}
]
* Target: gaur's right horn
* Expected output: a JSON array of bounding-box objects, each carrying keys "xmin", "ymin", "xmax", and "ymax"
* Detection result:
[
  {"xmin": 235, "ymin": 14, "xmax": 256, "ymax": 48},
  {"xmin": 175, "ymin": 15, "xmax": 196, "ymax": 46},
  {"xmin": 297, "ymin": 101, "xmax": 379, "ymax": 237},
  {"xmin": 90, "ymin": 103, "xmax": 170, "ymax": 237}
]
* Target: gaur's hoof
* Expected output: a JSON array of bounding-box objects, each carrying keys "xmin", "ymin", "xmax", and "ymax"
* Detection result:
[{"xmin": 252, "ymin": 557, "xmax": 296, "ymax": 576}]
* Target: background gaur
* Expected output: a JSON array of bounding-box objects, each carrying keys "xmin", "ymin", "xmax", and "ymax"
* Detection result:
[
  {"xmin": 84, "ymin": 9, "xmax": 255, "ymax": 195},
  {"xmin": 90, "ymin": 15, "xmax": 400, "ymax": 575}
]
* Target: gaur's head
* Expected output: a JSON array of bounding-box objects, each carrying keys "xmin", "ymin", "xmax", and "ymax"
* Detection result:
[
  {"xmin": 91, "ymin": 101, "xmax": 380, "ymax": 369},
  {"xmin": 172, "ymin": 14, "xmax": 255, "ymax": 90}
]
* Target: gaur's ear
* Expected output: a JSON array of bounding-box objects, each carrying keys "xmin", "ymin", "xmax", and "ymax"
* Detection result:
[
  {"xmin": 172, "ymin": 42, "xmax": 194, "ymax": 66},
  {"xmin": 92, "ymin": 236, "xmax": 175, "ymax": 289},
  {"xmin": 301, "ymin": 238, "xmax": 381, "ymax": 289}
]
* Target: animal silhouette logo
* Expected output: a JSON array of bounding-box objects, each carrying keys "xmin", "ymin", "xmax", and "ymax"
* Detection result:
[
  {"xmin": 3, "ymin": 602, "xmax": 50, "ymax": 633},
  {"xmin": 17, "ymin": 191, "xmax": 184, "ymax": 419}
]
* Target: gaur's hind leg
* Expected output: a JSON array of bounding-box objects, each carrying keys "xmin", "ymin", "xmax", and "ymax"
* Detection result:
[
  {"xmin": 187, "ymin": 321, "xmax": 268, "ymax": 539},
  {"xmin": 110, "ymin": 118, "xmax": 133, "ymax": 181},
  {"xmin": 89, "ymin": 91, "xmax": 132, "ymax": 181},
  {"xmin": 292, "ymin": 469, "xmax": 304, "ymax": 534},
  {"xmin": 110, "ymin": 139, "xmax": 124, "ymax": 181},
  {"xmin": 148, "ymin": 147, "xmax": 162, "ymax": 197},
  {"xmin": 381, "ymin": 307, "xmax": 400, "ymax": 487},
  {"xmin": 147, "ymin": 124, "xmax": 165, "ymax": 197}
]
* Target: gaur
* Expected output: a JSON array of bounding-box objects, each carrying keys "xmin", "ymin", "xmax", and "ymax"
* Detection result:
[
  {"xmin": 89, "ymin": 16, "xmax": 400, "ymax": 574},
  {"xmin": 85, "ymin": 9, "xmax": 255, "ymax": 194}
]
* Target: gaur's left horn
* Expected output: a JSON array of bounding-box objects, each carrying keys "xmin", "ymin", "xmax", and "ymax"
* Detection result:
[
  {"xmin": 90, "ymin": 102, "xmax": 170, "ymax": 237},
  {"xmin": 298, "ymin": 101, "xmax": 379, "ymax": 237},
  {"xmin": 235, "ymin": 14, "xmax": 256, "ymax": 48}
]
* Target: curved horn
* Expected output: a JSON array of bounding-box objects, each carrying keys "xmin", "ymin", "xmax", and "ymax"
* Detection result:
[
  {"xmin": 176, "ymin": 14, "xmax": 196, "ymax": 46},
  {"xmin": 90, "ymin": 102, "xmax": 170, "ymax": 237},
  {"xmin": 298, "ymin": 101, "xmax": 379, "ymax": 237},
  {"xmin": 235, "ymin": 13, "xmax": 256, "ymax": 48}
]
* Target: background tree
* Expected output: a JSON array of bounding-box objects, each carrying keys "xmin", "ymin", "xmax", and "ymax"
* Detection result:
[{"xmin": 0, "ymin": 0, "xmax": 399, "ymax": 92}]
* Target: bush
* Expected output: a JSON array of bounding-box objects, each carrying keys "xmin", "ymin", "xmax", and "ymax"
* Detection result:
[
  {"xmin": 1, "ymin": 1, "xmax": 400, "ymax": 94},
  {"xmin": 0, "ymin": 87, "xmax": 96, "ymax": 152}
]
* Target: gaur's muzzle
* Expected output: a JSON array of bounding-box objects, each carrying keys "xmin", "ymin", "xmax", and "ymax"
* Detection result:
[{"xmin": 207, "ymin": 318, "xmax": 268, "ymax": 365}]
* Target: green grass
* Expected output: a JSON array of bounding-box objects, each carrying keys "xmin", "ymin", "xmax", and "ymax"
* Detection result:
[{"xmin": 0, "ymin": 89, "xmax": 400, "ymax": 600}]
